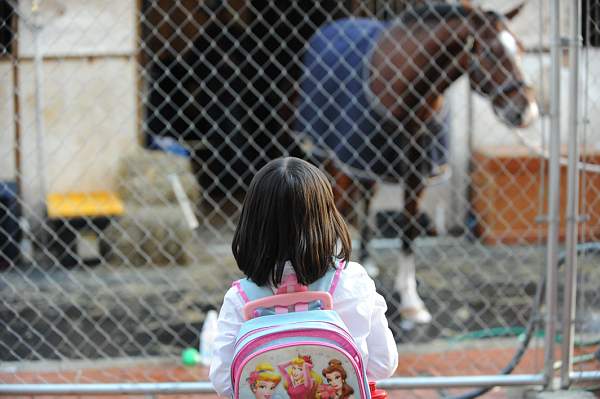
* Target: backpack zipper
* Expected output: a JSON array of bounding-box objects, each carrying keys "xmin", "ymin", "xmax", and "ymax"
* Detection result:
[{"xmin": 234, "ymin": 320, "xmax": 355, "ymax": 352}]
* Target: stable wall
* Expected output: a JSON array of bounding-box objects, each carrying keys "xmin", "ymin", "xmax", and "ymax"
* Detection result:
[
  {"xmin": 7, "ymin": 0, "xmax": 139, "ymax": 220},
  {"xmin": 0, "ymin": 61, "xmax": 15, "ymax": 182}
]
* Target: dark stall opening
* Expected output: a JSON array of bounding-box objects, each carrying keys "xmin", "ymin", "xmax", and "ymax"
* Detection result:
[{"xmin": 140, "ymin": 1, "xmax": 346, "ymax": 207}]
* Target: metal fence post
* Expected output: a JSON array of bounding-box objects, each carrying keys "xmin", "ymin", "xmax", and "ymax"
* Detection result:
[
  {"xmin": 543, "ymin": 0, "xmax": 562, "ymax": 390},
  {"xmin": 560, "ymin": 0, "xmax": 582, "ymax": 389}
]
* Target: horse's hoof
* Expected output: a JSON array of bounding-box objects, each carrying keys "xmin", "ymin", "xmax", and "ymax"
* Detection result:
[{"xmin": 398, "ymin": 304, "xmax": 432, "ymax": 324}]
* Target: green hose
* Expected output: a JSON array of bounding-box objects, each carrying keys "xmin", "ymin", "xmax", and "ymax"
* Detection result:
[
  {"xmin": 448, "ymin": 327, "xmax": 526, "ymax": 342},
  {"xmin": 445, "ymin": 242, "xmax": 600, "ymax": 399},
  {"xmin": 449, "ymin": 328, "xmax": 599, "ymax": 347}
]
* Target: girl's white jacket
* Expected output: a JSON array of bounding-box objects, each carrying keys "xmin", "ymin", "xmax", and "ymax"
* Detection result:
[{"xmin": 209, "ymin": 261, "xmax": 398, "ymax": 397}]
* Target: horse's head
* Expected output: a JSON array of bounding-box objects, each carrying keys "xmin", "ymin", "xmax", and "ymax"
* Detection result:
[{"xmin": 466, "ymin": 4, "xmax": 538, "ymax": 128}]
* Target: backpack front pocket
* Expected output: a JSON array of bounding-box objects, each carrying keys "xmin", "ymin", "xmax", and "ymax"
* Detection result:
[{"xmin": 234, "ymin": 341, "xmax": 367, "ymax": 399}]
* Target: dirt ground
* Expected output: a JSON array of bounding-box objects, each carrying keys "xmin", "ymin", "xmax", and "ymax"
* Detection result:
[{"xmin": 2, "ymin": 231, "xmax": 600, "ymax": 360}]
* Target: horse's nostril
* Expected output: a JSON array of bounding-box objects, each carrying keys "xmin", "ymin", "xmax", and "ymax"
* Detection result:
[
  {"xmin": 511, "ymin": 111, "xmax": 523, "ymax": 125},
  {"xmin": 513, "ymin": 113, "xmax": 523, "ymax": 126},
  {"xmin": 496, "ymin": 105, "xmax": 526, "ymax": 127}
]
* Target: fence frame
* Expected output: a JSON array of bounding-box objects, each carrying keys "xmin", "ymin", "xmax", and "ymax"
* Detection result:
[
  {"xmin": 2, "ymin": 0, "xmax": 600, "ymax": 396},
  {"xmin": 2, "ymin": 373, "xmax": 600, "ymax": 395},
  {"xmin": 541, "ymin": 0, "xmax": 563, "ymax": 389},
  {"xmin": 559, "ymin": 0, "xmax": 582, "ymax": 390}
]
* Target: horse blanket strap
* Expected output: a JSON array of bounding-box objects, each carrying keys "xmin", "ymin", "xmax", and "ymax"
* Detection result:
[{"xmin": 295, "ymin": 18, "xmax": 450, "ymax": 180}]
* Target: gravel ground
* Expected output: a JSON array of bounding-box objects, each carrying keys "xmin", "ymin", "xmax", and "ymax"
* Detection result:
[{"xmin": 2, "ymin": 227, "xmax": 599, "ymax": 363}]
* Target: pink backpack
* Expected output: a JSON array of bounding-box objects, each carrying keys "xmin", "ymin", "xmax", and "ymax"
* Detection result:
[{"xmin": 230, "ymin": 259, "xmax": 371, "ymax": 399}]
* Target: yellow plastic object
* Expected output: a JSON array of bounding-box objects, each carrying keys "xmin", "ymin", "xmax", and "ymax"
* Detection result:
[{"xmin": 47, "ymin": 191, "xmax": 124, "ymax": 219}]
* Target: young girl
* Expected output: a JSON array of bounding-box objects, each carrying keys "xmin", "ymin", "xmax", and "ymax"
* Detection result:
[{"xmin": 209, "ymin": 157, "xmax": 398, "ymax": 397}]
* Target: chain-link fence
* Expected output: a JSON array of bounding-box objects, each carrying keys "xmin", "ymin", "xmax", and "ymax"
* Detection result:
[
  {"xmin": 570, "ymin": 0, "xmax": 600, "ymax": 386},
  {"xmin": 1, "ymin": 0, "xmax": 599, "ymax": 396}
]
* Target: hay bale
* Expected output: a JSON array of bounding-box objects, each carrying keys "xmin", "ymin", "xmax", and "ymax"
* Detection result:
[
  {"xmin": 103, "ymin": 205, "xmax": 193, "ymax": 267},
  {"xmin": 116, "ymin": 149, "xmax": 200, "ymax": 206}
]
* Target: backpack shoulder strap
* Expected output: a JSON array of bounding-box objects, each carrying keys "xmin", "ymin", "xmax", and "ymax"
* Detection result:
[
  {"xmin": 232, "ymin": 278, "xmax": 272, "ymax": 304},
  {"xmin": 308, "ymin": 258, "xmax": 346, "ymax": 295},
  {"xmin": 233, "ymin": 258, "xmax": 347, "ymax": 303}
]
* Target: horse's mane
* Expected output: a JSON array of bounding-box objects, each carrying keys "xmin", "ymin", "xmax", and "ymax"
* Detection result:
[
  {"xmin": 399, "ymin": 2, "xmax": 506, "ymax": 27},
  {"xmin": 399, "ymin": 3, "xmax": 474, "ymax": 25}
]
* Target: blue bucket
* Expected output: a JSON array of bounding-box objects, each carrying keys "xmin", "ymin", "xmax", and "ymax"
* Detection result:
[{"xmin": 0, "ymin": 181, "xmax": 21, "ymax": 269}]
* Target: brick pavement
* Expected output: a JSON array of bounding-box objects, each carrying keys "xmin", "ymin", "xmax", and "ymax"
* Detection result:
[{"xmin": 2, "ymin": 345, "xmax": 599, "ymax": 399}]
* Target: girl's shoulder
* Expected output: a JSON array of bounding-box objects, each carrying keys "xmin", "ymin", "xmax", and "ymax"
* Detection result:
[
  {"xmin": 223, "ymin": 283, "xmax": 247, "ymax": 308},
  {"xmin": 334, "ymin": 260, "xmax": 375, "ymax": 298},
  {"xmin": 340, "ymin": 260, "xmax": 369, "ymax": 278}
]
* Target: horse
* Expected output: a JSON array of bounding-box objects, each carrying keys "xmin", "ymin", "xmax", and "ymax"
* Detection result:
[{"xmin": 294, "ymin": 2, "xmax": 538, "ymax": 329}]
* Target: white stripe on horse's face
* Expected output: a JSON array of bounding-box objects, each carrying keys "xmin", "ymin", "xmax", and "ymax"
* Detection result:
[
  {"xmin": 489, "ymin": 29, "xmax": 539, "ymax": 128},
  {"xmin": 498, "ymin": 30, "xmax": 518, "ymax": 58}
]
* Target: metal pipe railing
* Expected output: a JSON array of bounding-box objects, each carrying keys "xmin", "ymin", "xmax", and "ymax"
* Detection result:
[
  {"xmin": 5, "ymin": 372, "xmax": 600, "ymax": 396},
  {"xmin": 0, "ymin": 375, "xmax": 545, "ymax": 396},
  {"xmin": 560, "ymin": 0, "xmax": 583, "ymax": 389},
  {"xmin": 543, "ymin": 0, "xmax": 563, "ymax": 390},
  {"xmin": 0, "ymin": 382, "xmax": 215, "ymax": 396}
]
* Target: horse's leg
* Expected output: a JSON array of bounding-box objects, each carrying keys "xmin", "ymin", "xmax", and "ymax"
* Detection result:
[
  {"xmin": 394, "ymin": 173, "xmax": 432, "ymax": 325},
  {"xmin": 358, "ymin": 179, "xmax": 378, "ymax": 276},
  {"xmin": 326, "ymin": 164, "xmax": 356, "ymax": 219},
  {"xmin": 359, "ymin": 188, "xmax": 372, "ymax": 261},
  {"xmin": 324, "ymin": 161, "xmax": 378, "ymax": 274}
]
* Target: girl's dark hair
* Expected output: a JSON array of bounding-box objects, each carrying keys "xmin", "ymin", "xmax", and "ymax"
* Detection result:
[{"xmin": 232, "ymin": 157, "xmax": 352, "ymax": 286}]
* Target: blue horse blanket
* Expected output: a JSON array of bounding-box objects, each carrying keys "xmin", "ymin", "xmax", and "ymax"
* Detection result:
[{"xmin": 295, "ymin": 18, "xmax": 449, "ymax": 180}]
